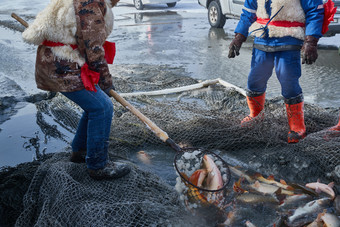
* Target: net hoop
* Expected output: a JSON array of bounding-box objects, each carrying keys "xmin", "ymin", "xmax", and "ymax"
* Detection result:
[{"xmin": 173, "ymin": 147, "xmax": 231, "ymax": 193}]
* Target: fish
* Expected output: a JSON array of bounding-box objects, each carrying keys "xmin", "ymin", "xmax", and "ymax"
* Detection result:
[
  {"xmin": 229, "ymin": 165, "xmax": 254, "ymax": 183},
  {"xmin": 279, "ymin": 194, "xmax": 312, "ymax": 210},
  {"xmin": 305, "ymin": 179, "xmax": 335, "ymax": 199},
  {"xmin": 181, "ymin": 172, "xmax": 210, "ymax": 206},
  {"xmin": 189, "ymin": 169, "xmax": 207, "ymax": 187},
  {"xmin": 245, "ymin": 220, "xmax": 257, "ymax": 227},
  {"xmin": 320, "ymin": 211, "xmax": 340, "ymax": 227},
  {"xmin": 136, "ymin": 151, "xmax": 152, "ymax": 165},
  {"xmin": 287, "ymin": 198, "xmax": 332, "ymax": 224},
  {"xmin": 250, "ymin": 180, "xmax": 294, "ymax": 196},
  {"xmin": 288, "ymin": 183, "xmax": 318, "ymax": 197},
  {"xmin": 254, "ymin": 173, "xmax": 294, "ymax": 191},
  {"xmin": 236, "ymin": 193, "xmax": 279, "ymax": 204},
  {"xmin": 233, "ymin": 177, "xmax": 248, "ymax": 194},
  {"xmin": 201, "ymin": 154, "xmax": 223, "ymax": 191}
]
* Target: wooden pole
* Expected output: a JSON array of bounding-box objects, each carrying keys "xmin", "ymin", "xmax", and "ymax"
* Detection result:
[{"xmin": 11, "ymin": 13, "xmax": 28, "ymax": 28}]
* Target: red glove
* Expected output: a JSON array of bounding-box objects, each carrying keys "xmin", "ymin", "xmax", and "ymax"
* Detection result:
[
  {"xmin": 301, "ymin": 36, "xmax": 319, "ymax": 65},
  {"xmin": 228, "ymin": 33, "xmax": 247, "ymax": 58}
]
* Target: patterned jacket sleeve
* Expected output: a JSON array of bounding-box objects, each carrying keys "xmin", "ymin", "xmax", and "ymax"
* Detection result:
[{"xmin": 74, "ymin": 0, "xmax": 113, "ymax": 91}]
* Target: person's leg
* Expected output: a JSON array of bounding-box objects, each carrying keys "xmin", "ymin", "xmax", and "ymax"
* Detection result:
[
  {"xmin": 63, "ymin": 86, "xmax": 113, "ymax": 168},
  {"xmin": 275, "ymin": 50, "xmax": 305, "ymax": 143},
  {"xmin": 62, "ymin": 86, "xmax": 130, "ymax": 179},
  {"xmin": 242, "ymin": 49, "xmax": 274, "ymax": 124},
  {"xmin": 69, "ymin": 112, "xmax": 88, "ymax": 162}
]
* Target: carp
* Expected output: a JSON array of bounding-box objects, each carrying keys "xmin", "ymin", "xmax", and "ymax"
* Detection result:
[
  {"xmin": 305, "ymin": 180, "xmax": 335, "ymax": 199},
  {"xmin": 254, "ymin": 173, "xmax": 294, "ymax": 191},
  {"xmin": 201, "ymin": 154, "xmax": 223, "ymax": 191},
  {"xmin": 287, "ymin": 198, "xmax": 332, "ymax": 225},
  {"xmin": 250, "ymin": 180, "xmax": 294, "ymax": 196}
]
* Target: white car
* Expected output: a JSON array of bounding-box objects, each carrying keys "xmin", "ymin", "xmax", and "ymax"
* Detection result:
[
  {"xmin": 133, "ymin": 0, "xmax": 180, "ymax": 10},
  {"xmin": 198, "ymin": 0, "xmax": 340, "ymax": 36}
]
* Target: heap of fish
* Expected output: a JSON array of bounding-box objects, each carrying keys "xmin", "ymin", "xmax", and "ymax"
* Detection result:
[
  {"xmin": 223, "ymin": 166, "xmax": 340, "ymax": 227},
  {"xmin": 175, "ymin": 155, "xmax": 339, "ymax": 226}
]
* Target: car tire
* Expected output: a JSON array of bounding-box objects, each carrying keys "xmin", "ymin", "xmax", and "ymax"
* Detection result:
[
  {"xmin": 167, "ymin": 2, "xmax": 176, "ymax": 7},
  {"xmin": 208, "ymin": 0, "xmax": 226, "ymax": 28},
  {"xmin": 134, "ymin": 0, "xmax": 144, "ymax": 10}
]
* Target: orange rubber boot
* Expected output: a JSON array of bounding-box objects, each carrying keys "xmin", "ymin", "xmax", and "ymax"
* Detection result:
[
  {"xmin": 329, "ymin": 113, "xmax": 340, "ymax": 131},
  {"xmin": 241, "ymin": 92, "xmax": 265, "ymax": 124},
  {"xmin": 285, "ymin": 101, "xmax": 306, "ymax": 143}
]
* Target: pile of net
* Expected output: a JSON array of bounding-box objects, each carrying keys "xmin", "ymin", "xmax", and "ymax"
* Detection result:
[{"xmin": 1, "ymin": 64, "xmax": 339, "ymax": 226}]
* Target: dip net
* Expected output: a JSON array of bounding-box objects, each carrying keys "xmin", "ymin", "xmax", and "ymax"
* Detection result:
[{"xmin": 1, "ymin": 64, "xmax": 339, "ymax": 226}]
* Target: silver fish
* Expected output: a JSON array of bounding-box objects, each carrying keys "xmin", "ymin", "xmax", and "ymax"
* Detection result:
[
  {"xmin": 279, "ymin": 194, "xmax": 312, "ymax": 210},
  {"xmin": 287, "ymin": 198, "xmax": 332, "ymax": 224},
  {"xmin": 236, "ymin": 193, "xmax": 279, "ymax": 204}
]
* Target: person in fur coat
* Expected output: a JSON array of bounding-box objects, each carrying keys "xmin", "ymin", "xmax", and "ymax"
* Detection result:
[
  {"xmin": 22, "ymin": 0, "xmax": 131, "ymax": 180},
  {"xmin": 228, "ymin": 0, "xmax": 324, "ymax": 143}
]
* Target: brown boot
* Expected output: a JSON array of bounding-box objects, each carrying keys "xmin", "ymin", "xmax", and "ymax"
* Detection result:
[
  {"xmin": 241, "ymin": 92, "xmax": 265, "ymax": 125},
  {"xmin": 88, "ymin": 162, "xmax": 131, "ymax": 180},
  {"xmin": 70, "ymin": 150, "xmax": 86, "ymax": 163},
  {"xmin": 329, "ymin": 113, "xmax": 340, "ymax": 131},
  {"xmin": 285, "ymin": 96, "xmax": 306, "ymax": 143}
]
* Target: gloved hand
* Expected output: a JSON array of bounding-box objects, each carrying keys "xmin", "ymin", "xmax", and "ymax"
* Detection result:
[
  {"xmin": 301, "ymin": 36, "xmax": 319, "ymax": 65},
  {"xmin": 104, "ymin": 84, "xmax": 115, "ymax": 97},
  {"xmin": 228, "ymin": 33, "xmax": 247, "ymax": 58}
]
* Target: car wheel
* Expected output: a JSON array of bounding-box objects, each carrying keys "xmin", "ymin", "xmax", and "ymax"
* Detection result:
[
  {"xmin": 208, "ymin": 0, "xmax": 226, "ymax": 28},
  {"xmin": 167, "ymin": 2, "xmax": 176, "ymax": 7},
  {"xmin": 134, "ymin": 0, "xmax": 144, "ymax": 10}
]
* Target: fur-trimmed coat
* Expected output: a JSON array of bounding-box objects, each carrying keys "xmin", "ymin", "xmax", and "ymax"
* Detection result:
[{"xmin": 22, "ymin": 0, "xmax": 114, "ymax": 92}]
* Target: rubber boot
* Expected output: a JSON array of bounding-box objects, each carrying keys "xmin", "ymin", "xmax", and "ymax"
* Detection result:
[
  {"xmin": 70, "ymin": 150, "xmax": 86, "ymax": 163},
  {"xmin": 285, "ymin": 97, "xmax": 306, "ymax": 143},
  {"xmin": 329, "ymin": 113, "xmax": 340, "ymax": 131},
  {"xmin": 241, "ymin": 92, "xmax": 265, "ymax": 125},
  {"xmin": 88, "ymin": 161, "xmax": 131, "ymax": 180}
]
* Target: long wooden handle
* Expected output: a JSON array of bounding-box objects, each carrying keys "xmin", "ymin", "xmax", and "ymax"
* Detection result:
[
  {"xmin": 109, "ymin": 89, "xmax": 170, "ymax": 142},
  {"xmin": 11, "ymin": 13, "xmax": 29, "ymax": 28}
]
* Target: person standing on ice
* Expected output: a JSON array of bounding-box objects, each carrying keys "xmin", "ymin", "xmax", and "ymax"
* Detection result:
[
  {"xmin": 21, "ymin": 0, "xmax": 131, "ymax": 180},
  {"xmin": 228, "ymin": 0, "xmax": 328, "ymax": 143}
]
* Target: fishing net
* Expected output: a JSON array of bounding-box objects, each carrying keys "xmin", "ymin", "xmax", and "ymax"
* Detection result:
[{"xmin": 1, "ymin": 64, "xmax": 340, "ymax": 226}]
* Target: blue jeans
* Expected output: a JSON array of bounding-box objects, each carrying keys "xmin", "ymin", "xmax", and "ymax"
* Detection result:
[
  {"xmin": 248, "ymin": 48, "xmax": 302, "ymax": 99},
  {"xmin": 62, "ymin": 85, "xmax": 114, "ymax": 170}
]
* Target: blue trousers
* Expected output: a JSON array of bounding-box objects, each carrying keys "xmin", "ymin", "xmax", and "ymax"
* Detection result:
[
  {"xmin": 248, "ymin": 48, "xmax": 302, "ymax": 99},
  {"xmin": 62, "ymin": 85, "xmax": 114, "ymax": 170}
]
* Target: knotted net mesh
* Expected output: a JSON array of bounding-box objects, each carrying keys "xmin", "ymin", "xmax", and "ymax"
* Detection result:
[{"xmin": 1, "ymin": 64, "xmax": 339, "ymax": 226}]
